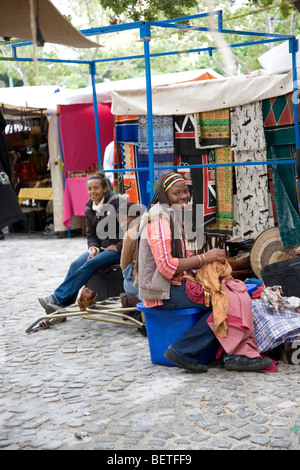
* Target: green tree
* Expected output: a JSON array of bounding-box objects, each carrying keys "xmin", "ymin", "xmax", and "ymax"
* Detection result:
[
  {"xmin": 0, "ymin": 0, "xmax": 299, "ymax": 87},
  {"xmin": 98, "ymin": 0, "xmax": 198, "ymax": 22},
  {"xmin": 246, "ymin": 0, "xmax": 300, "ymax": 18}
]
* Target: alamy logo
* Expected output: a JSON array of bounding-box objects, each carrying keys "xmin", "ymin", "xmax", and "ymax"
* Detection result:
[{"xmin": 290, "ymin": 341, "xmax": 300, "ymax": 365}]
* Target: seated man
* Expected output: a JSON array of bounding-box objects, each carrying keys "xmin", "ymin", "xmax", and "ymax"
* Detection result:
[{"xmin": 117, "ymin": 202, "xmax": 144, "ymax": 309}]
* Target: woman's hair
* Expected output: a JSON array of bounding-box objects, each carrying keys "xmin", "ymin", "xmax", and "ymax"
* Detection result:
[
  {"xmin": 87, "ymin": 172, "xmax": 112, "ymax": 191},
  {"xmin": 148, "ymin": 172, "xmax": 184, "ymax": 258}
]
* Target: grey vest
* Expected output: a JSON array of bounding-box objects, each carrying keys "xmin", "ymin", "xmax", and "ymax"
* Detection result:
[{"xmin": 136, "ymin": 203, "xmax": 181, "ymax": 301}]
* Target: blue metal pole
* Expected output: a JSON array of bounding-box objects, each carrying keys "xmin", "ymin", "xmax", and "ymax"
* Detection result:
[
  {"xmin": 289, "ymin": 37, "xmax": 300, "ymax": 211},
  {"xmin": 89, "ymin": 62, "xmax": 102, "ymax": 171},
  {"xmin": 140, "ymin": 22, "xmax": 154, "ymax": 199}
]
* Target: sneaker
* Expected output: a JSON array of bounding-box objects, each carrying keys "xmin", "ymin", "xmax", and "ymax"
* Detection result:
[
  {"xmin": 224, "ymin": 355, "xmax": 272, "ymax": 371},
  {"xmin": 164, "ymin": 348, "xmax": 208, "ymax": 373},
  {"xmin": 38, "ymin": 295, "xmax": 61, "ymax": 314}
]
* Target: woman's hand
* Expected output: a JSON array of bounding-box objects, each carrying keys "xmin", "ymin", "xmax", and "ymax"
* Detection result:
[
  {"xmin": 105, "ymin": 245, "xmax": 119, "ymax": 252},
  {"xmin": 204, "ymin": 248, "xmax": 227, "ymax": 265},
  {"xmin": 87, "ymin": 247, "xmax": 98, "ymax": 260}
]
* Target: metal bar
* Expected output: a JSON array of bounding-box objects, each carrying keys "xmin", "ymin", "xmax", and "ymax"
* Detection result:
[
  {"xmin": 153, "ymin": 11, "xmax": 221, "ymax": 24},
  {"xmin": 89, "ymin": 62, "xmax": 102, "ymax": 171},
  {"xmin": 140, "ymin": 22, "xmax": 155, "ymax": 199},
  {"xmin": 1, "ymin": 37, "xmax": 285, "ymax": 66},
  {"xmin": 290, "ymin": 37, "xmax": 300, "ymax": 212},
  {"xmin": 146, "ymin": 21, "xmax": 293, "ymax": 40},
  {"xmin": 102, "ymin": 160, "xmax": 297, "ymax": 174},
  {"xmin": 80, "ymin": 21, "xmax": 143, "ymax": 36}
]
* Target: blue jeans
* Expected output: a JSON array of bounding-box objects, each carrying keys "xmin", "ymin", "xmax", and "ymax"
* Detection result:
[
  {"xmin": 53, "ymin": 249, "xmax": 120, "ymax": 307},
  {"xmin": 122, "ymin": 263, "xmax": 140, "ymax": 298},
  {"xmin": 157, "ymin": 283, "xmax": 220, "ymax": 365}
]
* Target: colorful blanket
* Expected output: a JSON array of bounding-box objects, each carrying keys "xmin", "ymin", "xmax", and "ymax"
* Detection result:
[
  {"xmin": 138, "ymin": 115, "xmax": 174, "ymax": 162},
  {"xmin": 115, "ymin": 115, "xmax": 138, "ymax": 143},
  {"xmin": 262, "ymin": 94, "xmax": 300, "ymax": 247},
  {"xmin": 117, "ymin": 142, "xmax": 140, "ymax": 204},
  {"xmin": 197, "ymin": 108, "xmax": 231, "ymax": 148},
  {"xmin": 174, "ymin": 114, "xmax": 200, "ymax": 155},
  {"xmin": 205, "ymin": 146, "xmax": 233, "ymax": 236}
]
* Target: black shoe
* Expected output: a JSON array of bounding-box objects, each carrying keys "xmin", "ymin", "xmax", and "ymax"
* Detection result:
[
  {"xmin": 164, "ymin": 348, "xmax": 208, "ymax": 373},
  {"xmin": 224, "ymin": 355, "xmax": 273, "ymax": 371}
]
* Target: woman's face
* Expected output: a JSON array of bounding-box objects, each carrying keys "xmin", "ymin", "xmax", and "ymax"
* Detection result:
[
  {"xmin": 166, "ymin": 180, "xmax": 190, "ymax": 208},
  {"xmin": 87, "ymin": 179, "xmax": 107, "ymax": 205}
]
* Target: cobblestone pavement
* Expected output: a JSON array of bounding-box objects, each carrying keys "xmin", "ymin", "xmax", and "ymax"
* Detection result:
[{"xmin": 1, "ymin": 233, "xmax": 300, "ymax": 451}]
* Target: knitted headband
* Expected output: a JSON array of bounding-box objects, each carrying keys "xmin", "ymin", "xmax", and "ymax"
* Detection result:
[{"xmin": 162, "ymin": 173, "xmax": 185, "ymax": 192}]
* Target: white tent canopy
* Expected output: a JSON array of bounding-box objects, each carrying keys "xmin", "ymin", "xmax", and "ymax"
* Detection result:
[
  {"xmin": 0, "ymin": 85, "xmax": 59, "ymax": 117},
  {"xmin": 56, "ymin": 69, "xmax": 223, "ymax": 106},
  {"xmin": 110, "ymin": 69, "xmax": 297, "ymax": 116}
]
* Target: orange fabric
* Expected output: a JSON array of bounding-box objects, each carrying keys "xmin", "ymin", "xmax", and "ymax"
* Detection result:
[
  {"xmin": 175, "ymin": 72, "xmax": 218, "ymax": 84},
  {"xmin": 192, "ymin": 260, "xmax": 232, "ymax": 338}
]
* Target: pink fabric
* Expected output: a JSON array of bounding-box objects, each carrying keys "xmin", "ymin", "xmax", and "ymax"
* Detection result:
[
  {"xmin": 206, "ymin": 277, "xmax": 277, "ymax": 372},
  {"xmin": 59, "ymin": 103, "xmax": 114, "ymax": 175},
  {"xmin": 207, "ymin": 277, "xmax": 260, "ymax": 359},
  {"xmin": 63, "ymin": 177, "xmax": 89, "ymax": 228},
  {"xmin": 185, "ymin": 279, "xmax": 205, "ymax": 304}
]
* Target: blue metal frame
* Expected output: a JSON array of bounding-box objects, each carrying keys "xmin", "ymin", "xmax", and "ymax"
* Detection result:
[{"xmin": 2, "ymin": 11, "xmax": 299, "ymax": 202}]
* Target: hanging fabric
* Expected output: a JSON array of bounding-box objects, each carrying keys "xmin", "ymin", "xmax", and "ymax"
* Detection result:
[
  {"xmin": 231, "ymin": 101, "xmax": 272, "ymax": 239},
  {"xmin": 115, "ymin": 115, "xmax": 138, "ymax": 143},
  {"xmin": 196, "ymin": 108, "xmax": 231, "ymax": 148},
  {"xmin": 270, "ymin": 150, "xmax": 300, "ymax": 247},
  {"xmin": 262, "ymin": 93, "xmax": 300, "ymax": 247},
  {"xmin": 205, "ymin": 146, "xmax": 233, "ymax": 237},
  {"xmin": 189, "ymin": 152, "xmax": 216, "ymax": 229},
  {"xmin": 138, "ymin": 115, "xmax": 174, "ymax": 162},
  {"xmin": 117, "ymin": 142, "xmax": 140, "ymax": 204},
  {"xmin": 174, "ymin": 114, "xmax": 199, "ymax": 155}
]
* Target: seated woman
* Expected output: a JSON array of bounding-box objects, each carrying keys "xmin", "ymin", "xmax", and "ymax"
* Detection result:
[
  {"xmin": 38, "ymin": 172, "xmax": 123, "ymax": 313},
  {"xmin": 136, "ymin": 172, "xmax": 272, "ymax": 373}
]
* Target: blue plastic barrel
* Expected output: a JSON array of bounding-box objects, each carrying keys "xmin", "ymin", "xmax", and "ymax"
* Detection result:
[{"xmin": 137, "ymin": 283, "xmax": 257, "ymax": 366}]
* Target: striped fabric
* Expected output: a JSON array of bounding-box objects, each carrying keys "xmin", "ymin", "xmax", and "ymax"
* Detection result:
[{"xmin": 143, "ymin": 217, "xmax": 192, "ymax": 308}]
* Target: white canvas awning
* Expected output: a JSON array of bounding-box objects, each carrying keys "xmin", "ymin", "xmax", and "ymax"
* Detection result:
[
  {"xmin": 56, "ymin": 69, "xmax": 223, "ymax": 106},
  {"xmin": 258, "ymin": 36, "xmax": 300, "ymax": 75},
  {"xmin": 111, "ymin": 70, "xmax": 297, "ymax": 116},
  {"xmin": 0, "ymin": 0, "xmax": 100, "ymax": 48},
  {"xmin": 0, "ymin": 85, "xmax": 58, "ymax": 108}
]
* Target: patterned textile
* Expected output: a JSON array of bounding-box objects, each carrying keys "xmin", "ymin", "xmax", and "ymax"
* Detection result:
[
  {"xmin": 262, "ymin": 93, "xmax": 296, "ymax": 146},
  {"xmin": 205, "ymin": 146, "xmax": 233, "ymax": 236},
  {"xmin": 271, "ymin": 160, "xmax": 300, "ymax": 247},
  {"xmin": 231, "ymin": 101, "xmax": 272, "ymax": 239},
  {"xmin": 174, "ymin": 114, "xmax": 199, "ymax": 156},
  {"xmin": 197, "ymin": 108, "xmax": 231, "ymax": 148},
  {"xmin": 189, "ymin": 152, "xmax": 216, "ymax": 229},
  {"xmin": 115, "ymin": 115, "xmax": 138, "ymax": 143},
  {"xmin": 234, "ymin": 150, "xmax": 272, "ymax": 239},
  {"xmin": 138, "ymin": 115, "xmax": 174, "ymax": 162},
  {"xmin": 117, "ymin": 143, "xmax": 140, "ymax": 204},
  {"xmin": 262, "ymin": 94, "xmax": 300, "ymax": 247},
  {"xmin": 252, "ymin": 300, "xmax": 300, "ymax": 353},
  {"xmin": 231, "ymin": 101, "xmax": 267, "ymax": 151},
  {"xmin": 174, "ymin": 155, "xmax": 193, "ymax": 187}
]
